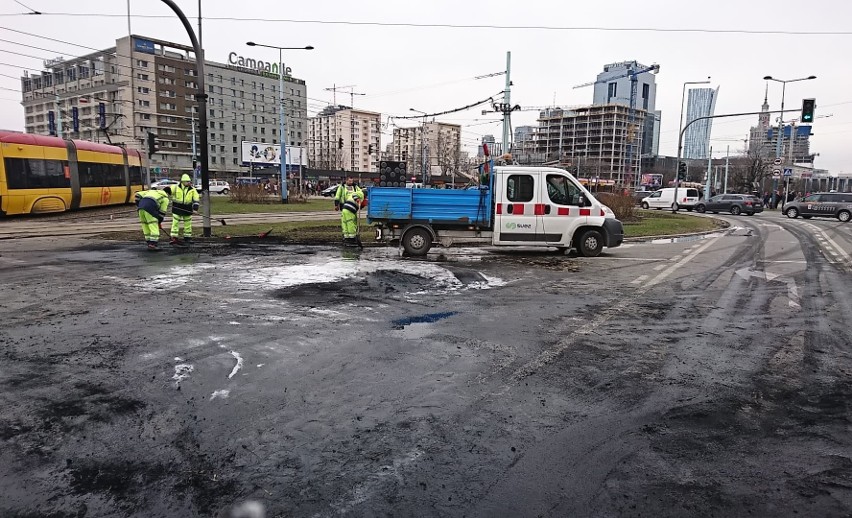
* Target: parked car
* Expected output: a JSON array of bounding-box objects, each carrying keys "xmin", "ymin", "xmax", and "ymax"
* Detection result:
[
  {"xmin": 632, "ymin": 190, "xmax": 654, "ymax": 204},
  {"xmin": 150, "ymin": 179, "xmax": 179, "ymax": 190},
  {"xmin": 194, "ymin": 180, "xmax": 230, "ymax": 195},
  {"xmin": 783, "ymin": 192, "xmax": 852, "ymax": 222},
  {"xmin": 321, "ymin": 184, "xmax": 340, "ymax": 197},
  {"xmin": 640, "ymin": 188, "xmax": 700, "ymax": 211},
  {"xmin": 695, "ymin": 194, "xmax": 764, "ymax": 216}
]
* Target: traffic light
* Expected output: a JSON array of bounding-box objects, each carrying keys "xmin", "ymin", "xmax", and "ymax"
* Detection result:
[
  {"xmin": 146, "ymin": 132, "xmax": 160, "ymax": 156},
  {"xmin": 677, "ymin": 161, "xmax": 687, "ymax": 181},
  {"xmin": 801, "ymin": 98, "xmax": 816, "ymax": 123},
  {"xmin": 338, "ymin": 137, "xmax": 344, "ymax": 149},
  {"xmin": 368, "ymin": 144, "xmax": 374, "ymax": 154}
]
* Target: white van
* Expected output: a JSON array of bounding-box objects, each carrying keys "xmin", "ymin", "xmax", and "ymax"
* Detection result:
[{"xmin": 641, "ymin": 187, "xmax": 700, "ymax": 211}]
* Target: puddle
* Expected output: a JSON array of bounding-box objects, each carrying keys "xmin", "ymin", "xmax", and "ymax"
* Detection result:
[{"xmin": 392, "ymin": 311, "xmax": 458, "ymax": 339}]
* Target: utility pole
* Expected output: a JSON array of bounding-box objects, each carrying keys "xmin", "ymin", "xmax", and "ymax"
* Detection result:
[
  {"xmin": 724, "ymin": 145, "xmax": 729, "ymax": 194},
  {"xmin": 704, "ymin": 146, "xmax": 712, "ymax": 200},
  {"xmin": 502, "ymin": 51, "xmax": 512, "ymax": 156}
]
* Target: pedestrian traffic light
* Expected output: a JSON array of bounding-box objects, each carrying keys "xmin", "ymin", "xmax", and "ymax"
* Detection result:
[
  {"xmin": 677, "ymin": 161, "xmax": 687, "ymax": 181},
  {"xmin": 801, "ymin": 98, "xmax": 816, "ymax": 123},
  {"xmin": 146, "ymin": 132, "xmax": 159, "ymax": 156},
  {"xmin": 338, "ymin": 137, "xmax": 344, "ymax": 149}
]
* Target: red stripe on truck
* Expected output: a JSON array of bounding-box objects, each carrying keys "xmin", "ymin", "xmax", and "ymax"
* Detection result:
[
  {"xmin": 512, "ymin": 204, "xmax": 525, "ymax": 215},
  {"xmin": 534, "ymin": 204, "xmax": 546, "ymax": 216},
  {"xmin": 579, "ymin": 208, "xmax": 591, "ymax": 216},
  {"xmin": 496, "ymin": 203, "xmax": 502, "ymax": 214},
  {"xmin": 557, "ymin": 207, "xmax": 570, "ymax": 216}
]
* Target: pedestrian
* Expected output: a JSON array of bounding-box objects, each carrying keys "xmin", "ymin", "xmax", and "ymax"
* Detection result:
[
  {"xmin": 135, "ymin": 187, "xmax": 171, "ymax": 250},
  {"xmin": 170, "ymin": 174, "xmax": 200, "ymax": 245},
  {"xmin": 334, "ymin": 176, "xmax": 364, "ymax": 245}
]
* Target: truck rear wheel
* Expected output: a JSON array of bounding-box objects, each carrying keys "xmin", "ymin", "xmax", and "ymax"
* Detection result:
[
  {"xmin": 402, "ymin": 227, "xmax": 432, "ymax": 256},
  {"xmin": 576, "ymin": 229, "xmax": 604, "ymax": 257}
]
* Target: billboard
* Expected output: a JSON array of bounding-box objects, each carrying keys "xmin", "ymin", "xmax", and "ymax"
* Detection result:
[
  {"xmin": 640, "ymin": 173, "xmax": 663, "ymax": 189},
  {"xmin": 133, "ymin": 38, "xmax": 155, "ymax": 54},
  {"xmin": 240, "ymin": 142, "xmax": 306, "ymax": 167}
]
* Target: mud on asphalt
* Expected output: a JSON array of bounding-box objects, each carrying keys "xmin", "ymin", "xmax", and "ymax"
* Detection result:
[{"xmin": 0, "ymin": 238, "xmax": 851, "ymax": 517}]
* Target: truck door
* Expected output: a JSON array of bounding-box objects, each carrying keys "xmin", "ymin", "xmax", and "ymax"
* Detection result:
[
  {"xmin": 495, "ymin": 172, "xmax": 542, "ymax": 244},
  {"xmin": 540, "ymin": 173, "xmax": 588, "ymax": 245}
]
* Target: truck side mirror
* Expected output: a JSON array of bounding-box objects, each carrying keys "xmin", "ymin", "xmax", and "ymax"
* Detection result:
[{"xmin": 578, "ymin": 195, "xmax": 586, "ymax": 207}]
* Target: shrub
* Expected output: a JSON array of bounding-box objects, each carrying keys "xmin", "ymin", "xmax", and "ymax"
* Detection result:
[{"xmin": 596, "ymin": 193, "xmax": 638, "ymax": 221}]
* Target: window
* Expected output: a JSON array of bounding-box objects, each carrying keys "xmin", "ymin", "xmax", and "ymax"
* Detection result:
[
  {"xmin": 233, "ymin": 158, "xmax": 238, "ymax": 165},
  {"xmin": 232, "ymin": 135, "xmax": 237, "ymax": 142},
  {"xmin": 231, "ymin": 124, "xmax": 237, "ymax": 131},
  {"xmin": 219, "ymin": 146, "xmax": 225, "ymax": 152},
  {"xmin": 137, "ymin": 73, "xmax": 149, "ymax": 81},
  {"xmin": 185, "ymin": 81, "xmax": 197, "ymax": 89},
  {"xmin": 4, "ymin": 158, "xmax": 70, "ymax": 189},
  {"xmin": 607, "ymin": 82, "xmax": 617, "ymax": 100},
  {"xmin": 136, "ymin": 60, "xmax": 148, "ymax": 68},
  {"xmin": 232, "ymin": 147, "xmax": 238, "ymax": 153},
  {"xmin": 66, "ymin": 68, "xmax": 76, "ymax": 82},
  {"xmin": 545, "ymin": 175, "xmax": 582, "ymax": 205},
  {"xmin": 138, "ymin": 100, "xmax": 150, "ymax": 107},
  {"xmin": 137, "ymin": 87, "xmax": 149, "ymax": 94},
  {"xmin": 157, "ymin": 64, "xmax": 176, "ymax": 73},
  {"xmin": 159, "ymin": 103, "xmax": 176, "ymax": 110},
  {"xmin": 219, "ymin": 122, "xmax": 224, "ymax": 130},
  {"xmin": 642, "ymin": 83, "xmax": 650, "ymax": 110},
  {"xmin": 159, "ymin": 77, "xmax": 177, "ymax": 85},
  {"xmin": 506, "ymin": 175, "xmax": 534, "ymax": 202},
  {"xmin": 211, "ymin": 156, "xmax": 217, "ymax": 163},
  {"xmin": 140, "ymin": 113, "xmax": 151, "ymax": 120},
  {"xmin": 185, "ymin": 68, "xmax": 197, "ymax": 76}
]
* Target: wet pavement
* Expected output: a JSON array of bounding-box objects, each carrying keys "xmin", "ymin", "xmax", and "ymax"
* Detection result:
[{"xmin": 1, "ymin": 217, "xmax": 851, "ymax": 517}]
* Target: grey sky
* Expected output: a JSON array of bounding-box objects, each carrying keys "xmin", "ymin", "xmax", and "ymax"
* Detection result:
[{"xmin": 0, "ymin": 0, "xmax": 848, "ymax": 172}]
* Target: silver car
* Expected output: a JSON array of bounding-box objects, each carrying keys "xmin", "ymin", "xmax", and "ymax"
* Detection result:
[{"xmin": 784, "ymin": 192, "xmax": 852, "ymax": 222}]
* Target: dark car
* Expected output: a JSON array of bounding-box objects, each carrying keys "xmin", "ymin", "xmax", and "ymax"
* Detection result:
[
  {"xmin": 321, "ymin": 184, "xmax": 340, "ymax": 197},
  {"xmin": 695, "ymin": 194, "xmax": 764, "ymax": 216},
  {"xmin": 783, "ymin": 192, "xmax": 852, "ymax": 222}
]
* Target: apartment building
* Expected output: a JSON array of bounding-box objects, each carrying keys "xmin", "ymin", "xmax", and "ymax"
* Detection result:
[
  {"xmin": 534, "ymin": 105, "xmax": 646, "ymax": 184},
  {"xmin": 20, "ymin": 35, "xmax": 308, "ymax": 178},
  {"xmin": 391, "ymin": 122, "xmax": 462, "ymax": 180},
  {"xmin": 307, "ymin": 105, "xmax": 381, "ymax": 172}
]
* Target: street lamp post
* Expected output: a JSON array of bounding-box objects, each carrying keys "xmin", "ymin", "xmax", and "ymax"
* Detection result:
[
  {"xmin": 763, "ymin": 75, "xmax": 816, "ymax": 208},
  {"xmin": 246, "ymin": 41, "xmax": 314, "ymax": 203},
  {"xmin": 410, "ymin": 108, "xmax": 427, "ymax": 184}
]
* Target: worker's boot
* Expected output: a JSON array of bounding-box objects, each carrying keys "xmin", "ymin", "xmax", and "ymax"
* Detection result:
[{"xmin": 147, "ymin": 241, "xmax": 159, "ymax": 250}]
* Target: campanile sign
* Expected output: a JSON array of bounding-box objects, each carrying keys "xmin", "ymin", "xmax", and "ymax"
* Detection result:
[{"xmin": 227, "ymin": 52, "xmax": 292, "ymax": 77}]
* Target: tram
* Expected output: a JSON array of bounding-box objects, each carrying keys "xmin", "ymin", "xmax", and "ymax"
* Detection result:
[{"xmin": 0, "ymin": 131, "xmax": 144, "ymax": 216}]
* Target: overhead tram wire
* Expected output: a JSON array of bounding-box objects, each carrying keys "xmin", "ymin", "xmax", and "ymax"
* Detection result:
[{"xmin": 0, "ymin": 14, "xmax": 849, "ymax": 36}]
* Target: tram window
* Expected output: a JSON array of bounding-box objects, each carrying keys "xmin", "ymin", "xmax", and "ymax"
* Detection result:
[
  {"xmin": 129, "ymin": 166, "xmax": 142, "ymax": 185},
  {"xmin": 44, "ymin": 160, "xmax": 70, "ymax": 188},
  {"xmin": 4, "ymin": 158, "xmax": 30, "ymax": 189},
  {"xmin": 78, "ymin": 162, "xmax": 102, "ymax": 187}
]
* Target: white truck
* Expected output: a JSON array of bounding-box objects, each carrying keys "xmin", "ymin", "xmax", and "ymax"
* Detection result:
[{"xmin": 367, "ymin": 166, "xmax": 624, "ymax": 257}]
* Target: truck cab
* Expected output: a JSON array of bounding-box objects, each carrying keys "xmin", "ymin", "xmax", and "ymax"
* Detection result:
[{"xmin": 492, "ymin": 167, "xmax": 622, "ymax": 254}]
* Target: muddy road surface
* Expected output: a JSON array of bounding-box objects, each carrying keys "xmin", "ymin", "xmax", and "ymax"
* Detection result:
[{"xmin": 1, "ymin": 215, "xmax": 851, "ymax": 517}]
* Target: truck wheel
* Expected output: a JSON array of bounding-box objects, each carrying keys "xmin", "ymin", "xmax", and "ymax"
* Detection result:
[
  {"xmin": 641, "ymin": 202, "xmax": 649, "ymax": 209},
  {"xmin": 402, "ymin": 227, "xmax": 432, "ymax": 256},
  {"xmin": 576, "ymin": 229, "xmax": 604, "ymax": 257}
]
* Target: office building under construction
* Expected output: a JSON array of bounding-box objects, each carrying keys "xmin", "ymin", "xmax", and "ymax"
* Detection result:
[{"xmin": 533, "ymin": 104, "xmax": 646, "ymax": 185}]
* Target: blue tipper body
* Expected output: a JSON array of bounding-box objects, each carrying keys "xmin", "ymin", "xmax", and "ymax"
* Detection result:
[{"xmin": 367, "ymin": 186, "xmax": 493, "ymax": 228}]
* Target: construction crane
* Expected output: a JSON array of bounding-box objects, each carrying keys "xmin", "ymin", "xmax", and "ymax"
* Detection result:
[
  {"xmin": 574, "ymin": 63, "xmax": 660, "ymax": 186},
  {"xmin": 324, "ymin": 84, "xmax": 366, "ymax": 107}
]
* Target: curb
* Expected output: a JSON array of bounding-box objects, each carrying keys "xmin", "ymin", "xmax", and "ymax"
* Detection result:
[{"xmin": 624, "ymin": 213, "xmax": 731, "ymax": 243}]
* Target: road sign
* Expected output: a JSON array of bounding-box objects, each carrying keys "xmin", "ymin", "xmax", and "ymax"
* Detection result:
[
  {"xmin": 772, "ymin": 169, "xmax": 782, "ymax": 178},
  {"xmin": 773, "ymin": 157, "xmax": 783, "ymax": 166},
  {"xmin": 783, "ymin": 168, "xmax": 793, "ymax": 177}
]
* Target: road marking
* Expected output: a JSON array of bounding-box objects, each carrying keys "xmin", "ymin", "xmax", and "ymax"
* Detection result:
[
  {"xmin": 653, "ymin": 263, "xmax": 668, "ymax": 271},
  {"xmin": 645, "ymin": 235, "xmax": 722, "ymax": 288},
  {"xmin": 631, "ymin": 275, "xmax": 649, "ymax": 285},
  {"xmin": 228, "ymin": 351, "xmax": 243, "ymax": 379}
]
